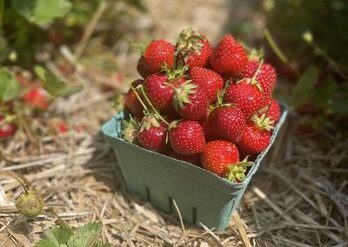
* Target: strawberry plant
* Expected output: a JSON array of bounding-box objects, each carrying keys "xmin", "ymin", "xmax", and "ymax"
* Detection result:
[
  {"xmin": 0, "ymin": 65, "xmax": 82, "ymax": 141},
  {"xmin": 259, "ymin": 0, "xmax": 348, "ymax": 129},
  {"xmin": 34, "ymin": 222, "xmax": 109, "ymax": 247}
]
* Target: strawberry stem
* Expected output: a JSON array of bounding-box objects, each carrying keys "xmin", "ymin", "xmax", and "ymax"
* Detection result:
[
  {"xmin": 215, "ymin": 80, "xmax": 230, "ymax": 106},
  {"xmin": 138, "ymin": 85, "xmax": 169, "ymax": 126},
  {"xmin": 264, "ymin": 28, "xmax": 288, "ymax": 64},
  {"xmin": 250, "ymin": 58, "xmax": 264, "ymax": 91},
  {"xmin": 251, "ymin": 58, "xmax": 264, "ymax": 82},
  {"xmin": 130, "ymin": 86, "xmax": 148, "ymax": 111}
]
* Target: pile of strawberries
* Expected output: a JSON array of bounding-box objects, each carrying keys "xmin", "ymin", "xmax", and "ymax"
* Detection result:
[{"xmin": 122, "ymin": 29, "xmax": 282, "ymax": 182}]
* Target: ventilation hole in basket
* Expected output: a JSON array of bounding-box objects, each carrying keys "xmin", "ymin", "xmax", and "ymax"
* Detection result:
[
  {"xmin": 192, "ymin": 207, "xmax": 197, "ymax": 224},
  {"xmin": 168, "ymin": 197, "xmax": 173, "ymax": 214},
  {"xmin": 146, "ymin": 187, "xmax": 151, "ymax": 202}
]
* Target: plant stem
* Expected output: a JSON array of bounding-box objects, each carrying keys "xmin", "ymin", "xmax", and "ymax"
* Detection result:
[
  {"xmin": 139, "ymin": 85, "xmax": 169, "ymax": 125},
  {"xmin": 130, "ymin": 86, "xmax": 148, "ymax": 111},
  {"xmin": 264, "ymin": 28, "xmax": 288, "ymax": 64},
  {"xmin": 251, "ymin": 58, "xmax": 264, "ymax": 81}
]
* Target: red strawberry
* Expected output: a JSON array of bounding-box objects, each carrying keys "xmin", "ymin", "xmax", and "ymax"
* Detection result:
[
  {"xmin": 23, "ymin": 87, "xmax": 50, "ymax": 110},
  {"xmin": 176, "ymin": 29, "xmax": 212, "ymax": 69},
  {"xmin": 209, "ymin": 106, "xmax": 246, "ymax": 143},
  {"xmin": 224, "ymin": 79, "xmax": 269, "ymax": 118},
  {"xmin": 138, "ymin": 116, "xmax": 167, "ymax": 152},
  {"xmin": 241, "ymin": 60, "xmax": 276, "ymax": 96},
  {"xmin": 210, "ymin": 34, "xmax": 247, "ymax": 77},
  {"xmin": 144, "ymin": 74, "xmax": 184, "ymax": 114},
  {"xmin": 0, "ymin": 116, "xmax": 17, "ymax": 139},
  {"xmin": 55, "ymin": 121, "xmax": 68, "ymax": 134},
  {"xmin": 266, "ymin": 99, "xmax": 281, "ymax": 124},
  {"xmin": 186, "ymin": 35, "xmax": 212, "ymax": 68},
  {"xmin": 137, "ymin": 56, "xmax": 151, "ymax": 78},
  {"xmin": 173, "ymin": 82, "xmax": 209, "ymax": 120},
  {"xmin": 142, "ymin": 40, "xmax": 175, "ymax": 73},
  {"xmin": 237, "ymin": 114, "xmax": 274, "ymax": 156},
  {"xmin": 166, "ymin": 148, "xmax": 200, "ymax": 165},
  {"xmin": 201, "ymin": 140, "xmax": 239, "ymax": 177},
  {"xmin": 201, "ymin": 140, "xmax": 252, "ymax": 181},
  {"xmin": 124, "ymin": 80, "xmax": 144, "ymax": 119},
  {"xmin": 169, "ymin": 120, "xmax": 205, "ymax": 155},
  {"xmin": 189, "ymin": 67, "xmax": 224, "ymax": 102},
  {"xmin": 199, "ymin": 116, "xmax": 215, "ymax": 141}
]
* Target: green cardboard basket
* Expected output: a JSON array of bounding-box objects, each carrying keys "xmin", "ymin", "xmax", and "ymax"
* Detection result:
[{"xmin": 102, "ymin": 103, "xmax": 288, "ymax": 231}]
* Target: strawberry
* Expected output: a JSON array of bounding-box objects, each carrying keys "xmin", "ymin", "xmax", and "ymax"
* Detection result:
[
  {"xmin": 124, "ymin": 80, "xmax": 144, "ymax": 119},
  {"xmin": 199, "ymin": 116, "xmax": 215, "ymax": 141},
  {"xmin": 224, "ymin": 79, "xmax": 269, "ymax": 118},
  {"xmin": 176, "ymin": 29, "xmax": 212, "ymax": 69},
  {"xmin": 173, "ymin": 82, "xmax": 209, "ymax": 120},
  {"xmin": 55, "ymin": 121, "xmax": 68, "ymax": 134},
  {"xmin": 237, "ymin": 114, "xmax": 274, "ymax": 156},
  {"xmin": 23, "ymin": 87, "xmax": 50, "ymax": 110},
  {"xmin": 189, "ymin": 67, "xmax": 224, "ymax": 102},
  {"xmin": 143, "ymin": 74, "xmax": 184, "ymax": 114},
  {"xmin": 142, "ymin": 40, "xmax": 175, "ymax": 73},
  {"xmin": 137, "ymin": 56, "xmax": 151, "ymax": 79},
  {"xmin": 241, "ymin": 60, "xmax": 276, "ymax": 96},
  {"xmin": 200, "ymin": 140, "xmax": 252, "ymax": 181},
  {"xmin": 0, "ymin": 116, "xmax": 17, "ymax": 139},
  {"xmin": 138, "ymin": 116, "xmax": 167, "ymax": 152},
  {"xmin": 265, "ymin": 99, "xmax": 281, "ymax": 124},
  {"xmin": 166, "ymin": 148, "xmax": 200, "ymax": 165},
  {"xmin": 209, "ymin": 106, "xmax": 246, "ymax": 143},
  {"xmin": 169, "ymin": 120, "xmax": 205, "ymax": 155},
  {"xmin": 210, "ymin": 34, "xmax": 247, "ymax": 77}
]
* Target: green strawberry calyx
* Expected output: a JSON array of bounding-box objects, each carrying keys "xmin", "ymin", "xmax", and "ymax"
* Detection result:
[
  {"xmin": 252, "ymin": 113, "xmax": 274, "ymax": 131},
  {"xmin": 161, "ymin": 64, "xmax": 188, "ymax": 81},
  {"xmin": 121, "ymin": 115, "xmax": 139, "ymax": 143},
  {"xmin": 226, "ymin": 157, "xmax": 253, "ymax": 183},
  {"xmin": 139, "ymin": 115, "xmax": 161, "ymax": 132},
  {"xmin": 173, "ymin": 81, "xmax": 197, "ymax": 109},
  {"xmin": 175, "ymin": 28, "xmax": 204, "ymax": 57},
  {"xmin": 168, "ymin": 120, "xmax": 180, "ymax": 130},
  {"xmin": 248, "ymin": 48, "xmax": 264, "ymax": 61}
]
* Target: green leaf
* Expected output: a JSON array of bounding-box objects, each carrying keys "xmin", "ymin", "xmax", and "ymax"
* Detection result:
[
  {"xmin": 34, "ymin": 226, "xmax": 73, "ymax": 247},
  {"xmin": 35, "ymin": 65, "xmax": 65, "ymax": 95},
  {"xmin": 312, "ymin": 76, "xmax": 337, "ymax": 109},
  {"xmin": 67, "ymin": 222, "xmax": 103, "ymax": 247},
  {"xmin": 34, "ymin": 239, "xmax": 58, "ymax": 247},
  {"xmin": 292, "ymin": 66, "xmax": 318, "ymax": 107},
  {"xmin": 35, "ymin": 65, "xmax": 82, "ymax": 97},
  {"xmin": 57, "ymin": 85, "xmax": 84, "ymax": 97},
  {"xmin": 0, "ymin": 70, "xmax": 20, "ymax": 102},
  {"xmin": 12, "ymin": 0, "xmax": 72, "ymax": 27}
]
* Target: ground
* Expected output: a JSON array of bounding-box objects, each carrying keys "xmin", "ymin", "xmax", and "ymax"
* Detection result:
[{"xmin": 0, "ymin": 0, "xmax": 347, "ymax": 246}]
